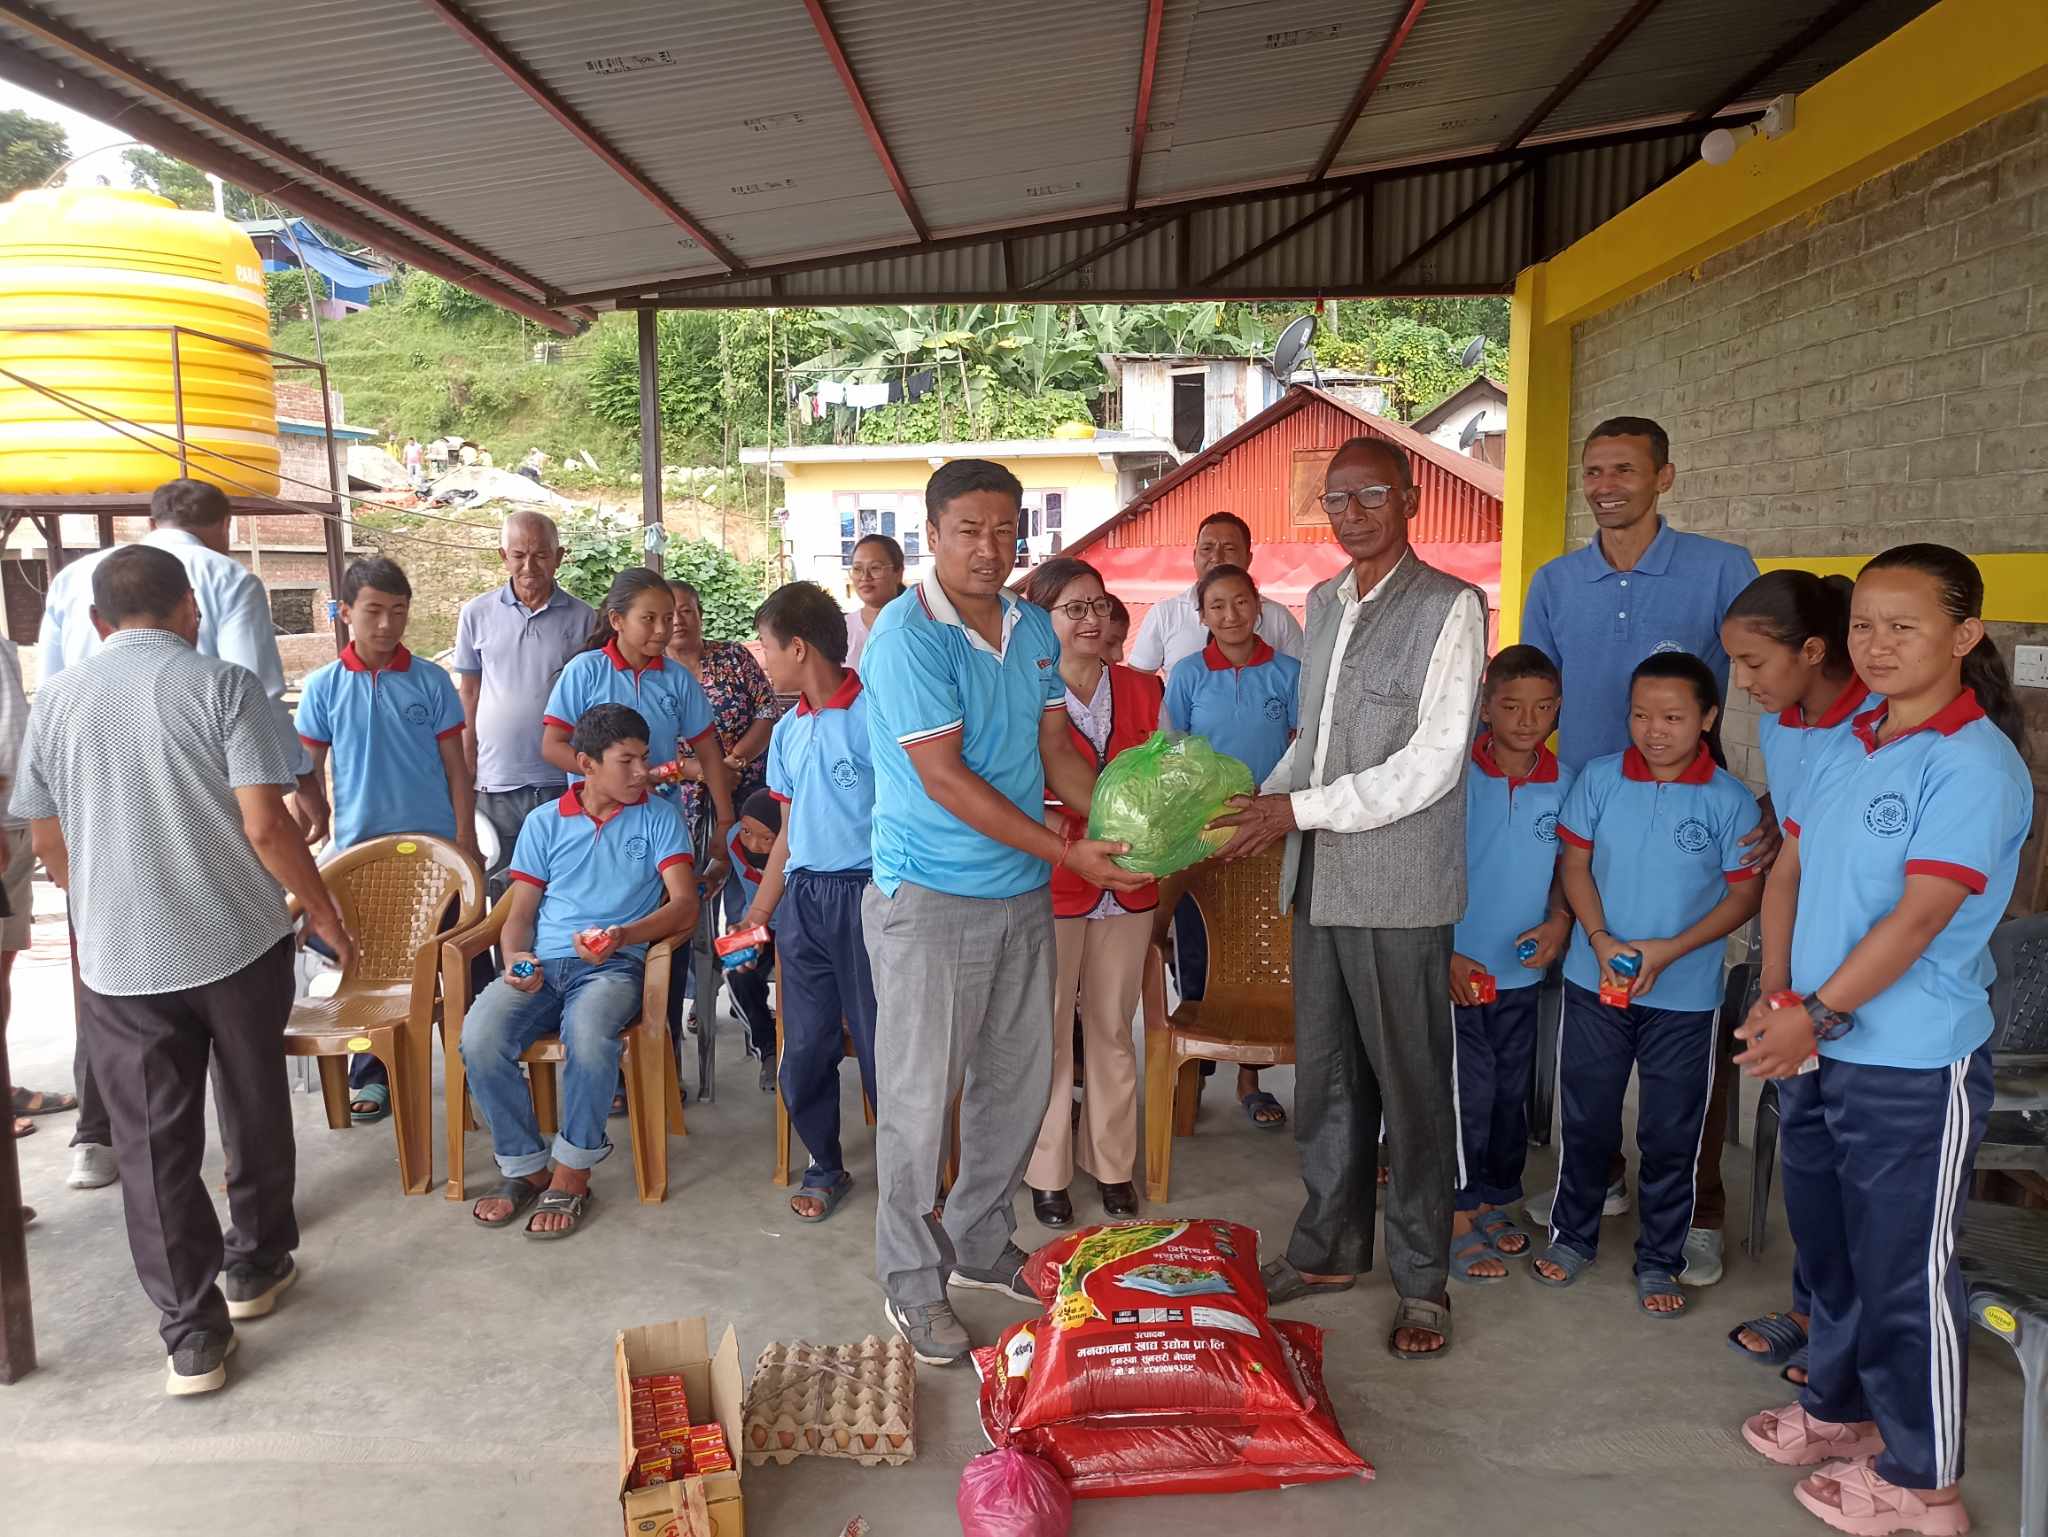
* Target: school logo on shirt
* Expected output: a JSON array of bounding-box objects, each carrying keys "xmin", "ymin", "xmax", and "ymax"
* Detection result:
[
  {"xmin": 404, "ymin": 701, "xmax": 431, "ymax": 725},
  {"xmin": 624, "ymin": 834, "xmax": 651, "ymax": 861},
  {"xmin": 1534, "ymin": 812, "xmax": 1559, "ymax": 843},
  {"xmin": 831, "ymin": 757, "xmax": 859, "ymax": 789},
  {"xmin": 1263, "ymin": 697, "xmax": 1285, "ymax": 722},
  {"xmin": 1674, "ymin": 817, "xmax": 1711, "ymax": 853},
  {"xmin": 1864, "ymin": 791, "xmax": 1909, "ymax": 838},
  {"xmin": 1650, "ymin": 640, "xmax": 1683, "ymax": 655}
]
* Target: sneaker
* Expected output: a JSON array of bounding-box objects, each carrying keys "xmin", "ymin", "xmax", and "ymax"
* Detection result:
[
  {"xmin": 1680, "ymin": 1226, "xmax": 1725, "ymax": 1287},
  {"xmin": 166, "ymin": 1329, "xmax": 238, "ymax": 1396},
  {"xmin": 67, "ymin": 1143, "xmax": 118, "ymax": 1189},
  {"xmin": 884, "ymin": 1298, "xmax": 970, "ymax": 1367},
  {"xmin": 948, "ymin": 1242, "xmax": 1037, "ymax": 1304},
  {"xmin": 223, "ymin": 1257, "xmax": 298, "ymax": 1320},
  {"xmin": 1524, "ymin": 1177, "xmax": 1631, "ymax": 1228}
]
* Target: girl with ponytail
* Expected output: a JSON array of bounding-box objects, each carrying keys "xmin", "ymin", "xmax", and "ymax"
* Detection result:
[{"xmin": 1732, "ymin": 544, "xmax": 2032, "ymax": 1534}]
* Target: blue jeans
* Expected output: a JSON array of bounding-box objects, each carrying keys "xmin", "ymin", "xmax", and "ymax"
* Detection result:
[{"xmin": 458, "ymin": 954, "xmax": 645, "ymax": 1177}]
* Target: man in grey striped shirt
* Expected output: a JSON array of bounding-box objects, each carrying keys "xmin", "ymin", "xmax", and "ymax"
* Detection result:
[{"xmin": 11, "ymin": 546, "xmax": 352, "ymax": 1396}]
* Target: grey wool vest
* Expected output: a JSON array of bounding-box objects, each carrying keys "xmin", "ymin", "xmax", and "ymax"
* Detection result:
[{"xmin": 1278, "ymin": 550, "xmax": 1480, "ymax": 929}]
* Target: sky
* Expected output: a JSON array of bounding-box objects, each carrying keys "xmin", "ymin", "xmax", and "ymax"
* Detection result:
[{"xmin": 0, "ymin": 80, "xmax": 140, "ymax": 184}]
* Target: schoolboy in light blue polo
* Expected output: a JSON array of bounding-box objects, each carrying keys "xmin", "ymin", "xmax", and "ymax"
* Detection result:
[
  {"xmin": 747, "ymin": 581, "xmax": 879, "ymax": 1226},
  {"xmin": 1785, "ymin": 691, "xmax": 2032, "ymax": 1069},
  {"xmin": 1521, "ymin": 416, "xmax": 1759, "ymax": 770},
  {"xmin": 296, "ymin": 556, "xmax": 472, "ymax": 855}
]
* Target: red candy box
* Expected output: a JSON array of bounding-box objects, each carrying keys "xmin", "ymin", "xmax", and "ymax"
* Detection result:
[
  {"xmin": 579, "ymin": 927, "xmax": 617, "ymax": 960},
  {"xmin": 1469, "ymin": 969, "xmax": 1498, "ymax": 1005}
]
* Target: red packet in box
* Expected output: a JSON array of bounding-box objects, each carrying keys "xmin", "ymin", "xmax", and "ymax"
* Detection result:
[
  {"xmin": 715, "ymin": 924, "xmax": 771, "ymax": 972},
  {"xmin": 579, "ymin": 926, "xmax": 617, "ymax": 960},
  {"xmin": 1469, "ymin": 969, "xmax": 1497, "ymax": 1005}
]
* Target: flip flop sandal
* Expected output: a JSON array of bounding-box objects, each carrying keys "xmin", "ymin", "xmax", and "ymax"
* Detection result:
[
  {"xmin": 1727, "ymin": 1310, "xmax": 1808, "ymax": 1366},
  {"xmin": 11, "ymin": 1087, "xmax": 78, "ymax": 1116},
  {"xmin": 1780, "ymin": 1344, "xmax": 1810, "ymax": 1385},
  {"xmin": 1240, "ymin": 1090, "xmax": 1287, "ymax": 1130},
  {"xmin": 1387, "ymin": 1294, "xmax": 1451, "ymax": 1360},
  {"xmin": 471, "ymin": 1176, "xmax": 543, "ymax": 1228},
  {"xmin": 525, "ymin": 1187, "xmax": 594, "ymax": 1240},
  {"xmin": 1261, "ymin": 1258, "xmax": 1355, "ymax": 1304},
  {"xmin": 1450, "ymin": 1229, "xmax": 1509, "ymax": 1286},
  {"xmin": 349, "ymin": 1083, "xmax": 390, "ymax": 1125},
  {"xmin": 1794, "ymin": 1457, "xmax": 1967, "ymax": 1535},
  {"xmin": 1474, "ymin": 1208, "xmax": 1532, "ymax": 1256},
  {"xmin": 791, "ymin": 1172, "xmax": 853, "ymax": 1225},
  {"xmin": 1637, "ymin": 1268, "xmax": 1688, "ymax": 1319},
  {"xmin": 1530, "ymin": 1240, "xmax": 1594, "ymax": 1288},
  {"xmin": 11, "ymin": 1117, "xmax": 33, "ymax": 1139}
]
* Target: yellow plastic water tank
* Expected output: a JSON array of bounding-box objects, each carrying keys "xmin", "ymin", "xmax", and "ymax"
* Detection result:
[{"xmin": 0, "ymin": 186, "xmax": 279, "ymax": 496}]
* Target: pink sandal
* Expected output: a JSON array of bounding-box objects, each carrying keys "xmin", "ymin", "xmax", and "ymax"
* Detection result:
[
  {"xmin": 1795, "ymin": 1458, "xmax": 1971, "ymax": 1535},
  {"xmin": 1742, "ymin": 1402, "xmax": 1886, "ymax": 1466}
]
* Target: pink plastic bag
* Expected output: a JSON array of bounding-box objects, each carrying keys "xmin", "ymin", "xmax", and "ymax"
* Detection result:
[{"xmin": 957, "ymin": 1448, "xmax": 1072, "ymax": 1537}]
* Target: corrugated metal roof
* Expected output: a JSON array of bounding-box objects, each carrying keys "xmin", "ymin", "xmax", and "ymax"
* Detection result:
[
  {"xmin": 0, "ymin": 0, "xmax": 1939, "ymax": 317},
  {"xmin": 1069, "ymin": 386, "xmax": 1501, "ymax": 558}
]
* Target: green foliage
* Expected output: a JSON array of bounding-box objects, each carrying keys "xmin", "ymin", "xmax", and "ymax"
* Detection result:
[
  {"xmin": 265, "ymin": 267, "xmax": 328, "ymax": 330},
  {"xmin": 122, "ymin": 147, "xmax": 260, "ymax": 218},
  {"xmin": 586, "ymin": 308, "xmax": 831, "ymax": 461},
  {"xmin": 553, "ymin": 509, "xmax": 768, "ymax": 642},
  {"xmin": 854, "ymin": 384, "xmax": 1094, "ymax": 444},
  {"xmin": 0, "ymin": 110, "xmax": 67, "ymax": 202},
  {"xmin": 401, "ymin": 271, "xmax": 516, "ymax": 329}
]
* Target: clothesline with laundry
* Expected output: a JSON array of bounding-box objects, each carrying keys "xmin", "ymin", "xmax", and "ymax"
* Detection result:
[{"xmin": 791, "ymin": 366, "xmax": 940, "ymax": 420}]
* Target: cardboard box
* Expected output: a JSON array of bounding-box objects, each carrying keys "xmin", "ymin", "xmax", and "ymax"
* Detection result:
[{"xmin": 618, "ymin": 1319, "xmax": 745, "ymax": 1537}]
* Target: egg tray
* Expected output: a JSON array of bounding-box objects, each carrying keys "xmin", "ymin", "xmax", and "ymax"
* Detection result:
[{"xmin": 741, "ymin": 1336, "xmax": 917, "ymax": 1468}]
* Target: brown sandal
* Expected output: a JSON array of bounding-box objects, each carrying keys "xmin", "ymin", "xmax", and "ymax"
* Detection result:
[{"xmin": 1387, "ymin": 1294, "xmax": 1451, "ymax": 1359}]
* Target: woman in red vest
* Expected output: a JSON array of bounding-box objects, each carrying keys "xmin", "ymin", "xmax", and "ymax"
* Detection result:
[{"xmin": 1018, "ymin": 556, "xmax": 1160, "ymax": 1228}]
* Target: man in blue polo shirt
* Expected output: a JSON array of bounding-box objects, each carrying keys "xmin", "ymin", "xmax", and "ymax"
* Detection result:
[
  {"xmin": 741, "ymin": 581, "xmax": 879, "ymax": 1225},
  {"xmin": 860, "ymin": 458, "xmax": 1144, "ymax": 1366},
  {"xmin": 459, "ymin": 703, "xmax": 696, "ymax": 1239},
  {"xmin": 1518, "ymin": 416, "xmax": 1773, "ymax": 1272}
]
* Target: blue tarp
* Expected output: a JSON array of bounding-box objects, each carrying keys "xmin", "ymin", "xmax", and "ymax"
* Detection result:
[{"xmin": 258, "ymin": 219, "xmax": 391, "ymax": 292}]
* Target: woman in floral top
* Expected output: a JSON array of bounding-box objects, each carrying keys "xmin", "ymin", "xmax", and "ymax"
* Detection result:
[{"xmin": 665, "ymin": 579, "xmax": 779, "ymax": 832}]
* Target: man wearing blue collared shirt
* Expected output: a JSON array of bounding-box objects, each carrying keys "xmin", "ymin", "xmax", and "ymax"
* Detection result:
[
  {"xmin": 451, "ymin": 510, "xmax": 594, "ymax": 892},
  {"xmin": 37, "ymin": 479, "xmax": 331, "ymax": 1186},
  {"xmin": 859, "ymin": 458, "xmax": 1145, "ymax": 1367}
]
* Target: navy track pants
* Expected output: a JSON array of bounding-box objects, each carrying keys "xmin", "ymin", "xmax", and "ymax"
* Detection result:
[
  {"xmin": 777, "ymin": 869, "xmax": 879, "ymax": 1187},
  {"xmin": 1453, "ymin": 984, "xmax": 1540, "ymax": 1210}
]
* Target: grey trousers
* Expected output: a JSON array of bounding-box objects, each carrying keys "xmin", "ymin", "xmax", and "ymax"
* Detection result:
[
  {"xmin": 1285, "ymin": 846, "xmax": 1456, "ymax": 1302},
  {"xmin": 477, "ymin": 786, "xmax": 559, "ymax": 896},
  {"xmin": 864, "ymin": 879, "xmax": 1055, "ymax": 1308}
]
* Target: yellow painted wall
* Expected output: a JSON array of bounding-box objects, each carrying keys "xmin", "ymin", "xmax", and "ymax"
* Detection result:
[{"xmin": 1500, "ymin": 0, "xmax": 2048, "ymax": 639}]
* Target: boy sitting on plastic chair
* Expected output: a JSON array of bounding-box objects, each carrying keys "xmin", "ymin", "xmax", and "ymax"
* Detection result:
[{"xmin": 462, "ymin": 703, "xmax": 697, "ymax": 1239}]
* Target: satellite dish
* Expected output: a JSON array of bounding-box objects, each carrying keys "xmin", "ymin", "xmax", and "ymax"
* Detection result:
[
  {"xmin": 1458, "ymin": 414, "xmax": 1482, "ymax": 450},
  {"xmin": 1458, "ymin": 334, "xmax": 1487, "ymax": 368},
  {"xmin": 1270, "ymin": 313, "xmax": 1320, "ymax": 388}
]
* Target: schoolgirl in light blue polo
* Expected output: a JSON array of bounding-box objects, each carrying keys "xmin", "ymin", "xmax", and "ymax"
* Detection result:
[
  {"xmin": 1733, "ymin": 546, "xmax": 2032, "ymax": 1535},
  {"xmin": 1162, "ymin": 563, "xmax": 1302, "ymax": 785},
  {"xmin": 1532, "ymin": 651, "xmax": 1763, "ymax": 1317},
  {"xmin": 1718, "ymin": 568, "xmax": 1868, "ymax": 1384}
]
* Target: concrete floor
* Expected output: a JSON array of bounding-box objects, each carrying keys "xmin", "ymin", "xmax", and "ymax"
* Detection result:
[{"xmin": 0, "ymin": 893, "xmax": 2030, "ymax": 1537}]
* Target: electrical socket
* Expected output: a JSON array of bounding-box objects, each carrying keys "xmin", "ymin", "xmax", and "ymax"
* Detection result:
[{"xmin": 2014, "ymin": 645, "xmax": 2048, "ymax": 690}]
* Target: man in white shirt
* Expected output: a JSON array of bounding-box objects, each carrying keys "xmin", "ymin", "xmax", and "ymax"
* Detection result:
[
  {"xmin": 1212, "ymin": 438, "xmax": 1485, "ymax": 1362},
  {"xmin": 37, "ymin": 478, "xmax": 330, "ymax": 1189},
  {"xmin": 1124, "ymin": 511, "xmax": 1305, "ymax": 674}
]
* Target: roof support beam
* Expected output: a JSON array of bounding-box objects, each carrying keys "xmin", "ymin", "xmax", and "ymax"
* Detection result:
[
  {"xmin": 1378, "ymin": 164, "xmax": 1529, "ymax": 284},
  {"xmin": 0, "ymin": 0, "xmax": 563, "ymax": 307},
  {"xmin": 1200, "ymin": 184, "xmax": 1367, "ymax": 288},
  {"xmin": 418, "ymin": 0, "xmax": 742, "ymax": 272},
  {"xmin": 1024, "ymin": 213, "xmax": 1175, "ymax": 292},
  {"xmin": 1312, "ymin": 0, "xmax": 1428, "ymax": 181},
  {"xmin": 1501, "ymin": 0, "xmax": 1666, "ymax": 151},
  {"xmin": 0, "ymin": 32, "xmax": 578, "ymax": 333},
  {"xmin": 801, "ymin": 0, "xmax": 931, "ymax": 242},
  {"xmin": 1688, "ymin": 0, "xmax": 1867, "ymax": 123},
  {"xmin": 1124, "ymin": 0, "xmax": 1165, "ymax": 210}
]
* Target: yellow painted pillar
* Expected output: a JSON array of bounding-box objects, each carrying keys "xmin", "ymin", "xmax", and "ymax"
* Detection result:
[{"xmin": 1498, "ymin": 264, "xmax": 1574, "ymax": 645}]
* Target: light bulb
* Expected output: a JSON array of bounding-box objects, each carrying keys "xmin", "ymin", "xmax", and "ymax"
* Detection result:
[{"xmin": 1700, "ymin": 127, "xmax": 1742, "ymax": 166}]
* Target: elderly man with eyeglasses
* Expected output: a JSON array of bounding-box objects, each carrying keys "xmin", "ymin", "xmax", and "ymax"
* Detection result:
[{"xmin": 1210, "ymin": 435, "xmax": 1486, "ymax": 1361}]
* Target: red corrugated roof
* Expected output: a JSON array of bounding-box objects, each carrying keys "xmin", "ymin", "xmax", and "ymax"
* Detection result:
[{"xmin": 1066, "ymin": 386, "xmax": 1502, "ymax": 557}]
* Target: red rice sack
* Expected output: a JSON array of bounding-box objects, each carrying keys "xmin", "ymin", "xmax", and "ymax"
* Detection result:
[
  {"xmin": 1010, "ymin": 1220, "xmax": 1298, "ymax": 1428},
  {"xmin": 973, "ymin": 1319, "xmax": 1370, "ymax": 1498}
]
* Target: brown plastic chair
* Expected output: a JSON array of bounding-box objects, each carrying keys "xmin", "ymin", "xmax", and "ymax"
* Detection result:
[
  {"xmin": 283, "ymin": 834, "xmax": 485, "ymax": 1196},
  {"xmin": 440, "ymin": 892, "xmax": 686, "ymax": 1205},
  {"xmin": 1142, "ymin": 844, "xmax": 1294, "ymax": 1204},
  {"xmin": 769, "ymin": 952, "xmax": 957, "ymax": 1194}
]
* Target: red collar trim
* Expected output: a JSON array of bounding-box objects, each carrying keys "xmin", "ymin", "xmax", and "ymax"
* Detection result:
[
  {"xmin": 555, "ymin": 784, "xmax": 648, "ymax": 826},
  {"xmin": 602, "ymin": 638, "xmax": 664, "ymax": 674},
  {"xmin": 797, "ymin": 669, "xmax": 863, "ymax": 716},
  {"xmin": 1777, "ymin": 675, "xmax": 1871, "ymax": 730},
  {"xmin": 1470, "ymin": 732, "xmax": 1559, "ymax": 785},
  {"xmin": 1201, "ymin": 637, "xmax": 1276, "ymax": 671},
  {"xmin": 1851, "ymin": 688, "xmax": 1985, "ymax": 753},
  {"xmin": 339, "ymin": 642, "xmax": 412, "ymax": 674},
  {"xmin": 1622, "ymin": 742, "xmax": 1715, "ymax": 785}
]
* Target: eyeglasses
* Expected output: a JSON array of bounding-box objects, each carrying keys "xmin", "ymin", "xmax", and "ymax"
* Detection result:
[
  {"xmin": 1054, "ymin": 597, "xmax": 1116, "ymax": 621},
  {"xmin": 1320, "ymin": 485, "xmax": 1398, "ymax": 515}
]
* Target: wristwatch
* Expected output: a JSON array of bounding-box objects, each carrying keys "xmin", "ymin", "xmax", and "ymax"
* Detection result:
[{"xmin": 1801, "ymin": 993, "xmax": 1855, "ymax": 1042}]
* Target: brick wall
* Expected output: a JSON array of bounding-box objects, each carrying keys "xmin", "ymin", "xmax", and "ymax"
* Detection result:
[{"xmin": 1569, "ymin": 94, "xmax": 2048, "ymax": 789}]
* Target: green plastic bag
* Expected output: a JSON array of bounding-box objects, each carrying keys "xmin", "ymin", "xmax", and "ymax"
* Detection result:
[{"xmin": 1087, "ymin": 730, "xmax": 1255, "ymax": 878}]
